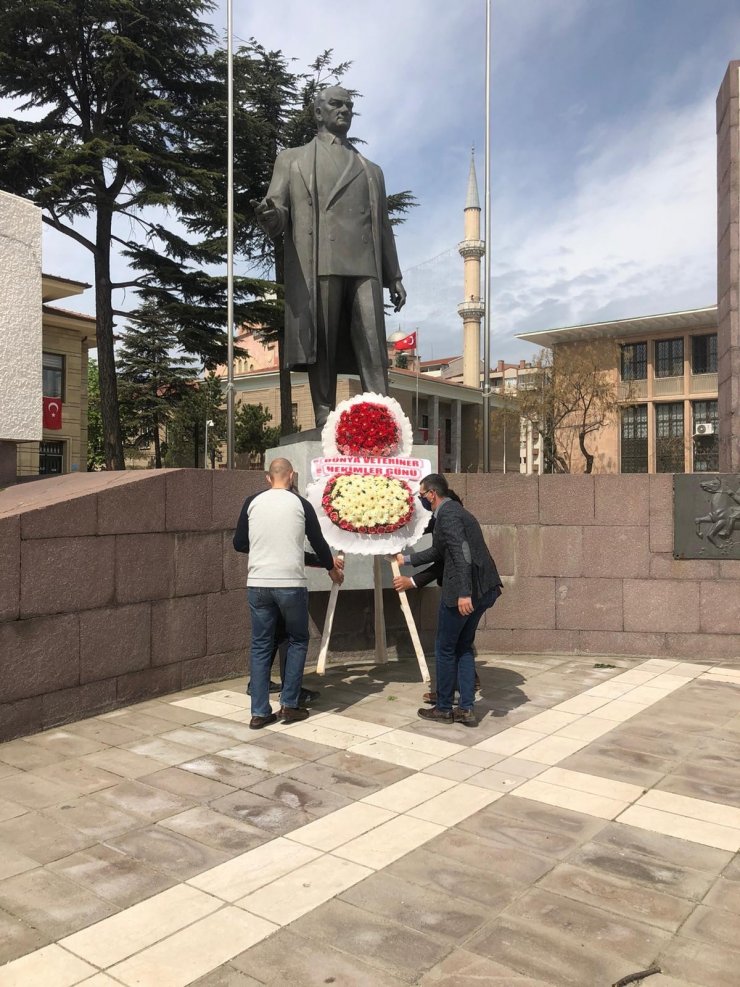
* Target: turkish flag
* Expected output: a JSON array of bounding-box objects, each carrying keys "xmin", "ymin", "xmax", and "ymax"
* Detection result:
[
  {"xmin": 394, "ymin": 331, "xmax": 417, "ymax": 351},
  {"xmin": 43, "ymin": 397, "xmax": 63, "ymax": 430}
]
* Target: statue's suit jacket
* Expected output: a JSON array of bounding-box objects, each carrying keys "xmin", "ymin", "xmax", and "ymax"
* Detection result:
[
  {"xmin": 409, "ymin": 501, "xmax": 503, "ymax": 608},
  {"xmin": 265, "ymin": 137, "xmax": 402, "ymax": 373}
]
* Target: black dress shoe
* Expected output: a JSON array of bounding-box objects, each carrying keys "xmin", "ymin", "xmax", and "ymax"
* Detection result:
[
  {"xmin": 279, "ymin": 706, "xmax": 310, "ymax": 724},
  {"xmin": 249, "ymin": 713, "xmax": 278, "ymax": 730},
  {"xmin": 417, "ymin": 707, "xmax": 453, "ymax": 723},
  {"xmin": 299, "ymin": 687, "xmax": 320, "ymax": 705}
]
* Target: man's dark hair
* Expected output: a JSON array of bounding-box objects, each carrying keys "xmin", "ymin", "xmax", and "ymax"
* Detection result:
[{"xmin": 420, "ymin": 473, "xmax": 449, "ymax": 497}]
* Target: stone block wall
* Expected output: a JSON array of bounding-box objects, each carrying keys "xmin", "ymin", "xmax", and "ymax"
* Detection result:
[
  {"xmin": 455, "ymin": 472, "xmax": 740, "ymax": 662},
  {"xmin": 1, "ymin": 469, "xmax": 738, "ymax": 742},
  {"xmin": 0, "ymin": 469, "xmax": 422, "ymax": 741}
]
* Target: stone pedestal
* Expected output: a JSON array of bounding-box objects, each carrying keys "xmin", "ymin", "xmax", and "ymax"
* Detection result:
[{"xmin": 716, "ymin": 61, "xmax": 740, "ymax": 471}]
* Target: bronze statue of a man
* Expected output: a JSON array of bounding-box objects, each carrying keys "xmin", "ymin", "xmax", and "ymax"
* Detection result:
[{"xmin": 252, "ymin": 86, "xmax": 406, "ymax": 427}]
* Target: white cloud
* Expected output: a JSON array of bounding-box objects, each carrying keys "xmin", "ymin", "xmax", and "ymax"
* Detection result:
[{"xmin": 401, "ymin": 88, "xmax": 718, "ymax": 363}]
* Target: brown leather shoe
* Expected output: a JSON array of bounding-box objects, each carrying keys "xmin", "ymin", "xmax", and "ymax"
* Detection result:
[
  {"xmin": 423, "ymin": 691, "xmax": 438, "ymax": 705},
  {"xmin": 279, "ymin": 705, "xmax": 309, "ymax": 724},
  {"xmin": 249, "ymin": 713, "xmax": 278, "ymax": 730},
  {"xmin": 452, "ymin": 707, "xmax": 478, "ymax": 727},
  {"xmin": 417, "ymin": 706, "xmax": 453, "ymax": 723}
]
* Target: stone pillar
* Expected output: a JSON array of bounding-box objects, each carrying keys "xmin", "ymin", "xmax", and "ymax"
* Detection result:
[
  {"xmin": 452, "ymin": 399, "xmax": 462, "ymax": 473},
  {"xmin": 716, "ymin": 60, "xmax": 740, "ymax": 471},
  {"xmin": 430, "ymin": 396, "xmax": 440, "ymax": 451}
]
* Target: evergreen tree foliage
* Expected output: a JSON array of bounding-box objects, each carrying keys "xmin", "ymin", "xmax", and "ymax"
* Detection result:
[
  {"xmin": 234, "ymin": 402, "xmax": 281, "ymax": 467},
  {"xmin": 0, "ymin": 0, "xmax": 217, "ymax": 467},
  {"xmin": 163, "ymin": 370, "xmax": 226, "ymax": 469},
  {"xmin": 117, "ymin": 304, "xmax": 197, "ymax": 468},
  {"xmin": 86, "ymin": 359, "xmax": 105, "ymax": 471}
]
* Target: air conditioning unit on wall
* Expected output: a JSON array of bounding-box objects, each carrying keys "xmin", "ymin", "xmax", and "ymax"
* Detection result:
[{"xmin": 694, "ymin": 423, "xmax": 716, "ymax": 437}]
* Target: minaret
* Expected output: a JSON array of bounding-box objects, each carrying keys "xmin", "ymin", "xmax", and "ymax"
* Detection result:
[{"xmin": 457, "ymin": 149, "xmax": 485, "ymax": 387}]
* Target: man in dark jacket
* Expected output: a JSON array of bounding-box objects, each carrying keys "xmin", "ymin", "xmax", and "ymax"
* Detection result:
[{"xmin": 397, "ymin": 473, "xmax": 502, "ymax": 726}]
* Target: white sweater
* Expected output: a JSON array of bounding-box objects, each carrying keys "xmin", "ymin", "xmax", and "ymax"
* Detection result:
[{"xmin": 232, "ymin": 488, "xmax": 334, "ymax": 587}]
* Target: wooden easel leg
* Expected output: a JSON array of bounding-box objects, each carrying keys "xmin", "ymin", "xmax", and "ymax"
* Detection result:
[
  {"xmin": 390, "ymin": 558, "xmax": 431, "ymax": 683},
  {"xmin": 373, "ymin": 555, "xmax": 388, "ymax": 664},
  {"xmin": 316, "ymin": 580, "xmax": 340, "ymax": 676}
]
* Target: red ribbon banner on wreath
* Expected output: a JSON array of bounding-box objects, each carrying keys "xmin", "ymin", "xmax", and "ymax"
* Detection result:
[{"xmin": 43, "ymin": 397, "xmax": 63, "ymax": 430}]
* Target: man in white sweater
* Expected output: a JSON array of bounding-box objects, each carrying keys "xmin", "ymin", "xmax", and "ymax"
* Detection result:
[{"xmin": 233, "ymin": 458, "xmax": 343, "ymax": 729}]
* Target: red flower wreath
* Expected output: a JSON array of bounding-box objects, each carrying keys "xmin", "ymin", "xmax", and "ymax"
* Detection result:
[{"xmin": 335, "ymin": 402, "xmax": 400, "ymax": 457}]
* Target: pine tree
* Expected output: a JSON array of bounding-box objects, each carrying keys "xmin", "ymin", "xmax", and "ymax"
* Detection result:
[
  {"xmin": 234, "ymin": 402, "xmax": 281, "ymax": 467},
  {"xmin": 117, "ymin": 304, "xmax": 197, "ymax": 469},
  {"xmin": 0, "ymin": 0, "xmax": 221, "ymax": 468}
]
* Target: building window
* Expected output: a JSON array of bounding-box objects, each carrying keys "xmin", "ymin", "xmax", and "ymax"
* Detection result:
[
  {"xmin": 43, "ymin": 352, "xmax": 64, "ymax": 399},
  {"xmin": 620, "ymin": 405, "xmax": 648, "ymax": 473},
  {"xmin": 421, "ymin": 414, "xmax": 429, "ymax": 429},
  {"xmin": 444, "ymin": 418, "xmax": 452, "ymax": 454},
  {"xmin": 655, "ymin": 402, "xmax": 685, "ymax": 473},
  {"xmin": 654, "ymin": 337, "xmax": 683, "ymax": 378},
  {"xmin": 620, "ymin": 342, "xmax": 647, "ymax": 381},
  {"xmin": 692, "ymin": 400, "xmax": 719, "ymax": 472},
  {"xmin": 691, "ymin": 334, "xmax": 718, "ymax": 374},
  {"xmin": 291, "ymin": 402, "xmax": 298, "ymax": 428},
  {"xmin": 39, "ymin": 441, "xmax": 64, "ymax": 475}
]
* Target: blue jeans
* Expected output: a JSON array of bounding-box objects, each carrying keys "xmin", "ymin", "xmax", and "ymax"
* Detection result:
[
  {"xmin": 248, "ymin": 587, "xmax": 309, "ymax": 717},
  {"xmin": 435, "ymin": 588, "xmax": 498, "ymax": 712}
]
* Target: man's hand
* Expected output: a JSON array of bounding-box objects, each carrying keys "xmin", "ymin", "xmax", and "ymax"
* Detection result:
[
  {"xmin": 250, "ymin": 196, "xmax": 281, "ymax": 237},
  {"xmin": 393, "ymin": 575, "xmax": 414, "ymax": 593},
  {"xmin": 394, "ymin": 553, "xmax": 406, "ymax": 567},
  {"xmin": 458, "ymin": 596, "xmax": 474, "ymax": 616},
  {"xmin": 389, "ymin": 279, "xmax": 406, "ymax": 313},
  {"xmin": 333, "ymin": 555, "xmax": 345, "ymax": 572},
  {"xmin": 328, "ymin": 566, "xmax": 344, "ymax": 585}
]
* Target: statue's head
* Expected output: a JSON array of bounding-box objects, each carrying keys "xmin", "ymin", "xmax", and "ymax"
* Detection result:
[
  {"xmin": 700, "ymin": 477, "xmax": 722, "ymax": 493},
  {"xmin": 314, "ymin": 86, "xmax": 354, "ymax": 138}
]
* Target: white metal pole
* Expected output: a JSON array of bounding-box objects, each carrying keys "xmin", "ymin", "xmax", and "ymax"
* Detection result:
[
  {"xmin": 414, "ymin": 328, "xmax": 420, "ymax": 433},
  {"xmin": 226, "ymin": 0, "xmax": 235, "ymax": 468},
  {"xmin": 482, "ymin": 0, "xmax": 492, "ymax": 472}
]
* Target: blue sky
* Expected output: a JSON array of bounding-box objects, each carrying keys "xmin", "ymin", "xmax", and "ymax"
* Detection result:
[{"xmin": 30, "ymin": 0, "xmax": 740, "ymax": 362}]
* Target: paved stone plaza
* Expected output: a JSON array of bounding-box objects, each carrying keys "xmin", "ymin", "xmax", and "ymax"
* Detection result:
[{"xmin": 0, "ymin": 653, "xmax": 739, "ymax": 986}]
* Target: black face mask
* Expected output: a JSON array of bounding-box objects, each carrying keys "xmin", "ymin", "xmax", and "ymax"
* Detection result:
[{"xmin": 419, "ymin": 494, "xmax": 432, "ymax": 512}]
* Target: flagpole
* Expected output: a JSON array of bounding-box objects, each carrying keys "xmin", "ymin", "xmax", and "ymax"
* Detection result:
[
  {"xmin": 414, "ymin": 327, "xmax": 420, "ymax": 434},
  {"xmin": 482, "ymin": 0, "xmax": 492, "ymax": 472},
  {"xmin": 226, "ymin": 0, "xmax": 235, "ymax": 469}
]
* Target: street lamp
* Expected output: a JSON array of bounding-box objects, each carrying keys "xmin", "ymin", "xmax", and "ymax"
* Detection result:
[{"xmin": 204, "ymin": 419, "xmax": 214, "ymax": 469}]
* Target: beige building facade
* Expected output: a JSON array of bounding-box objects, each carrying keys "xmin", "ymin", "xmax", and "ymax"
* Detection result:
[
  {"xmin": 225, "ymin": 361, "xmax": 500, "ymax": 473},
  {"xmin": 518, "ymin": 307, "xmax": 720, "ymax": 474},
  {"xmin": 15, "ymin": 274, "xmax": 93, "ymax": 479}
]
